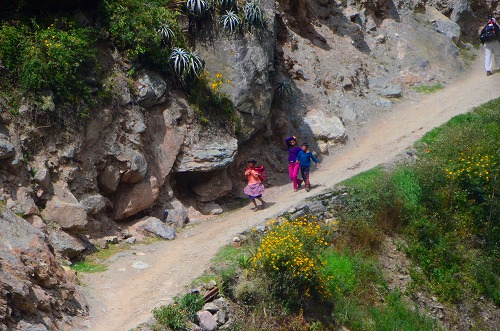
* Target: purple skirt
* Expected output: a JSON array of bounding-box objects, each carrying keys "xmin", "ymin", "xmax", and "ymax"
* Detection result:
[{"xmin": 244, "ymin": 183, "xmax": 265, "ymax": 199}]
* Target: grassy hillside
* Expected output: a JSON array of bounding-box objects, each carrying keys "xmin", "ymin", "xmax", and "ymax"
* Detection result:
[{"xmin": 148, "ymin": 99, "xmax": 499, "ymax": 330}]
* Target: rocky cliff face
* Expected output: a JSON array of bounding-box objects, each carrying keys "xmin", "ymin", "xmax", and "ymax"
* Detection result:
[{"xmin": 0, "ymin": 0, "xmax": 497, "ymax": 326}]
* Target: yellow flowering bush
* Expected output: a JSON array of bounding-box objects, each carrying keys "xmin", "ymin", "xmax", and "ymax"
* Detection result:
[{"xmin": 252, "ymin": 216, "xmax": 332, "ymax": 308}]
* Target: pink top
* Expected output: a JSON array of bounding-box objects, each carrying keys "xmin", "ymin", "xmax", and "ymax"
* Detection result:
[{"xmin": 245, "ymin": 168, "xmax": 261, "ymax": 185}]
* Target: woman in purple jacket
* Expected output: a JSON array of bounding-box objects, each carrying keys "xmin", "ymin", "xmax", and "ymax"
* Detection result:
[{"xmin": 285, "ymin": 136, "xmax": 303, "ymax": 191}]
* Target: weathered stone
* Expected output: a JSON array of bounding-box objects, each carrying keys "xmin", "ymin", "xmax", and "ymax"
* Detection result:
[
  {"xmin": 196, "ymin": 310, "xmax": 217, "ymax": 331},
  {"xmin": 203, "ymin": 302, "xmax": 219, "ymax": 314},
  {"xmin": 103, "ymin": 236, "xmax": 119, "ymax": 244},
  {"xmin": 301, "ymin": 111, "xmax": 347, "ymax": 142},
  {"xmin": 80, "ymin": 194, "xmax": 107, "ymax": 215},
  {"xmin": 0, "ymin": 209, "xmax": 88, "ymax": 329},
  {"xmin": 136, "ymin": 71, "xmax": 167, "ymax": 108},
  {"xmin": 175, "ymin": 136, "xmax": 238, "ymax": 172},
  {"xmin": 48, "ymin": 230, "xmax": 87, "ymax": 260},
  {"xmin": 0, "ymin": 133, "xmax": 14, "ymax": 160},
  {"xmin": 198, "ymin": 202, "xmax": 224, "ymax": 215},
  {"xmin": 98, "ymin": 165, "xmax": 121, "ymax": 194},
  {"xmin": 41, "ymin": 187, "xmax": 88, "ymax": 233},
  {"xmin": 165, "ymin": 208, "xmax": 189, "ymax": 228},
  {"xmin": 113, "ymin": 176, "xmax": 160, "ymax": 220},
  {"xmin": 33, "ymin": 168, "xmax": 50, "ymax": 189},
  {"xmin": 125, "ymin": 237, "xmax": 137, "ymax": 244},
  {"xmin": 426, "ymin": 6, "xmax": 461, "ymax": 42},
  {"xmin": 142, "ymin": 217, "xmax": 176, "ymax": 240},
  {"xmin": 145, "ymin": 99, "xmax": 187, "ymax": 185},
  {"xmin": 25, "ymin": 215, "xmax": 46, "ymax": 231},
  {"xmin": 369, "ymin": 78, "xmax": 402, "ymax": 98},
  {"xmin": 194, "ymin": 0, "xmax": 275, "ymax": 142},
  {"xmin": 116, "ymin": 147, "xmax": 148, "ymax": 184},
  {"xmin": 124, "ymin": 108, "xmax": 147, "ymax": 134},
  {"xmin": 14, "ymin": 187, "xmax": 39, "ymax": 216},
  {"xmin": 193, "ymin": 169, "xmax": 233, "ymax": 202}
]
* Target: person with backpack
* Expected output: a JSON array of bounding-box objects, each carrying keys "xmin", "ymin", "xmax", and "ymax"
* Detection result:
[
  {"xmin": 244, "ymin": 159, "xmax": 266, "ymax": 210},
  {"xmin": 285, "ymin": 135, "xmax": 303, "ymax": 192},
  {"xmin": 295, "ymin": 143, "xmax": 321, "ymax": 192},
  {"xmin": 480, "ymin": 13, "xmax": 500, "ymax": 76}
]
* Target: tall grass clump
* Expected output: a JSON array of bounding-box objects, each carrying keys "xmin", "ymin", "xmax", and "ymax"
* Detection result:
[
  {"xmin": 152, "ymin": 291, "xmax": 204, "ymax": 329},
  {"xmin": 252, "ymin": 216, "xmax": 332, "ymax": 310}
]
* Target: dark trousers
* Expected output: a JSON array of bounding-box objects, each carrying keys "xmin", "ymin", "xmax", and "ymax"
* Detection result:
[{"xmin": 300, "ymin": 166, "xmax": 310, "ymax": 188}]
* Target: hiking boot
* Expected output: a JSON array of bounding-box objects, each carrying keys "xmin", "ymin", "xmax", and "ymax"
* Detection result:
[
  {"xmin": 487, "ymin": 71, "xmax": 493, "ymax": 76},
  {"xmin": 297, "ymin": 180, "xmax": 303, "ymax": 188},
  {"xmin": 305, "ymin": 187, "xmax": 310, "ymax": 192}
]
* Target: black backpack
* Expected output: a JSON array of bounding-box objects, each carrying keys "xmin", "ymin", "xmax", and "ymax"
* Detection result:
[{"xmin": 480, "ymin": 21, "xmax": 498, "ymax": 43}]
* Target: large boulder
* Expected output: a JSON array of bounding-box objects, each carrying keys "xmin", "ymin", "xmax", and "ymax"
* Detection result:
[
  {"xmin": 194, "ymin": 0, "xmax": 276, "ymax": 142},
  {"xmin": 47, "ymin": 230, "xmax": 88, "ymax": 260},
  {"xmin": 136, "ymin": 70, "xmax": 167, "ymax": 108},
  {"xmin": 98, "ymin": 164, "xmax": 121, "ymax": 194},
  {"xmin": 175, "ymin": 133, "xmax": 238, "ymax": 172},
  {"xmin": 426, "ymin": 6, "xmax": 461, "ymax": 42},
  {"xmin": 113, "ymin": 176, "xmax": 160, "ymax": 220},
  {"xmin": 41, "ymin": 185, "xmax": 88, "ymax": 232},
  {"xmin": 300, "ymin": 110, "xmax": 347, "ymax": 142},
  {"xmin": 145, "ymin": 97, "xmax": 188, "ymax": 185},
  {"xmin": 12, "ymin": 187, "xmax": 39, "ymax": 216},
  {"xmin": 0, "ymin": 209, "xmax": 88, "ymax": 330},
  {"xmin": 192, "ymin": 169, "xmax": 233, "ymax": 202}
]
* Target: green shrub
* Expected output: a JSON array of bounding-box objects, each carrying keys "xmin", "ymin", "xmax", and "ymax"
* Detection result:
[
  {"xmin": 71, "ymin": 260, "xmax": 107, "ymax": 273},
  {"xmin": 152, "ymin": 304, "xmax": 185, "ymax": 330},
  {"xmin": 243, "ymin": 1, "xmax": 264, "ymax": 31},
  {"xmin": 411, "ymin": 83, "xmax": 444, "ymax": 94},
  {"xmin": 0, "ymin": 19, "xmax": 96, "ymax": 103},
  {"xmin": 103, "ymin": 0, "xmax": 182, "ymax": 63},
  {"xmin": 177, "ymin": 292, "xmax": 204, "ymax": 322},
  {"xmin": 252, "ymin": 216, "xmax": 331, "ymax": 309}
]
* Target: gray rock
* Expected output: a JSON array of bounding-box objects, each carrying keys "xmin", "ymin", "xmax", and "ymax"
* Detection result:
[
  {"xmin": 0, "ymin": 134, "xmax": 14, "ymax": 160},
  {"xmin": 301, "ymin": 111, "xmax": 347, "ymax": 142},
  {"xmin": 125, "ymin": 237, "xmax": 137, "ymax": 244},
  {"xmin": 373, "ymin": 98, "xmax": 393, "ymax": 109},
  {"xmin": 48, "ymin": 230, "xmax": 87, "ymax": 259},
  {"xmin": 194, "ymin": 0, "xmax": 275, "ymax": 142},
  {"xmin": 98, "ymin": 165, "xmax": 121, "ymax": 194},
  {"xmin": 193, "ymin": 169, "xmax": 233, "ymax": 202},
  {"xmin": 121, "ymin": 152, "xmax": 148, "ymax": 184},
  {"xmin": 427, "ymin": 7, "xmax": 461, "ymax": 42},
  {"xmin": 175, "ymin": 136, "xmax": 238, "ymax": 172},
  {"xmin": 165, "ymin": 208, "xmax": 189, "ymax": 228},
  {"xmin": 369, "ymin": 78, "xmax": 402, "ymax": 98},
  {"xmin": 198, "ymin": 202, "xmax": 224, "ymax": 216},
  {"xmin": 132, "ymin": 261, "xmax": 150, "ymax": 270},
  {"xmin": 33, "ymin": 168, "xmax": 50, "ymax": 189},
  {"xmin": 125, "ymin": 108, "xmax": 147, "ymax": 134},
  {"xmin": 14, "ymin": 187, "xmax": 39, "ymax": 216},
  {"xmin": 80, "ymin": 194, "xmax": 107, "ymax": 215},
  {"xmin": 203, "ymin": 302, "xmax": 219, "ymax": 314},
  {"xmin": 136, "ymin": 71, "xmax": 167, "ymax": 108},
  {"xmin": 196, "ymin": 310, "xmax": 217, "ymax": 331},
  {"xmin": 143, "ymin": 217, "xmax": 176, "ymax": 240},
  {"xmin": 41, "ymin": 191, "xmax": 88, "ymax": 233}
]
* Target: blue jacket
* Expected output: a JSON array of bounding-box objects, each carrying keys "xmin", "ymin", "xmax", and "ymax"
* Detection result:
[{"xmin": 296, "ymin": 150, "xmax": 319, "ymax": 167}]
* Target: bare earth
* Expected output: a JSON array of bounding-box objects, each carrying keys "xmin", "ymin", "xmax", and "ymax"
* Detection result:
[{"xmin": 78, "ymin": 56, "xmax": 500, "ymax": 331}]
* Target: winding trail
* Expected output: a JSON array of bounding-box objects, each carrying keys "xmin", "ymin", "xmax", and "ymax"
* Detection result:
[{"xmin": 78, "ymin": 56, "xmax": 500, "ymax": 331}]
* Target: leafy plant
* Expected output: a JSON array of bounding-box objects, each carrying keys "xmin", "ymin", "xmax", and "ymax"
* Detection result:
[
  {"xmin": 177, "ymin": 292, "xmax": 205, "ymax": 322},
  {"xmin": 243, "ymin": 1, "xmax": 264, "ymax": 30},
  {"xmin": 152, "ymin": 304, "xmax": 185, "ymax": 330},
  {"xmin": 220, "ymin": 10, "xmax": 240, "ymax": 33},
  {"xmin": 157, "ymin": 23, "xmax": 176, "ymax": 44},
  {"xmin": 412, "ymin": 83, "xmax": 444, "ymax": 94},
  {"xmin": 71, "ymin": 261, "xmax": 107, "ymax": 273}
]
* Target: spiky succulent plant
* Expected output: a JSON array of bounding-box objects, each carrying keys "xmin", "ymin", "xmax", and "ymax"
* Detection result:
[
  {"xmin": 218, "ymin": 0, "xmax": 236, "ymax": 9},
  {"xmin": 243, "ymin": 1, "xmax": 264, "ymax": 29},
  {"xmin": 186, "ymin": 0, "xmax": 212, "ymax": 16},
  {"xmin": 157, "ymin": 24, "xmax": 175, "ymax": 43},
  {"xmin": 220, "ymin": 10, "xmax": 240, "ymax": 33},
  {"xmin": 275, "ymin": 80, "xmax": 294, "ymax": 98},
  {"xmin": 169, "ymin": 48, "xmax": 204, "ymax": 79}
]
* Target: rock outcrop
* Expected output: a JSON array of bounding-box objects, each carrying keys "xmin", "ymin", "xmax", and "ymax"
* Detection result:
[{"xmin": 0, "ymin": 209, "xmax": 88, "ymax": 330}]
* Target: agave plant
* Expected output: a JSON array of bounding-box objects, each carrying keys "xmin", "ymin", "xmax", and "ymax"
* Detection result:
[
  {"xmin": 169, "ymin": 48, "xmax": 190, "ymax": 77},
  {"xmin": 186, "ymin": 51, "xmax": 204, "ymax": 77},
  {"xmin": 157, "ymin": 24, "xmax": 175, "ymax": 43},
  {"xmin": 217, "ymin": 0, "xmax": 236, "ymax": 9},
  {"xmin": 169, "ymin": 48, "xmax": 205, "ymax": 79},
  {"xmin": 243, "ymin": 1, "xmax": 264, "ymax": 29},
  {"xmin": 220, "ymin": 10, "xmax": 240, "ymax": 33},
  {"xmin": 275, "ymin": 80, "xmax": 294, "ymax": 98},
  {"xmin": 186, "ymin": 0, "xmax": 212, "ymax": 16}
]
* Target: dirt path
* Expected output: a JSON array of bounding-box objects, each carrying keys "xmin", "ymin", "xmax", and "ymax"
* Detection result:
[{"xmin": 78, "ymin": 55, "xmax": 500, "ymax": 331}]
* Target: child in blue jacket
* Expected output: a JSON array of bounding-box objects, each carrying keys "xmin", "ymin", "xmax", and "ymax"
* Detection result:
[{"xmin": 295, "ymin": 143, "xmax": 320, "ymax": 192}]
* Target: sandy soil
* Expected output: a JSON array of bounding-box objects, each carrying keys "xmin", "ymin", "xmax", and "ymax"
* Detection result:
[{"xmin": 77, "ymin": 55, "xmax": 500, "ymax": 331}]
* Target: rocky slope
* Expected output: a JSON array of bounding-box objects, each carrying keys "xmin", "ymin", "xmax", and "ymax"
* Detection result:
[{"xmin": 0, "ymin": 0, "xmax": 499, "ymax": 328}]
